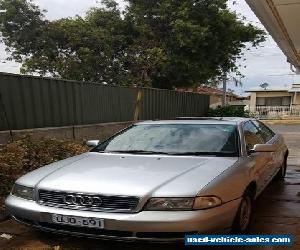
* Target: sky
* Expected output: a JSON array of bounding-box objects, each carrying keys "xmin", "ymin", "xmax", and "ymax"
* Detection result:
[{"xmin": 1, "ymin": 0, "xmax": 300, "ymax": 96}]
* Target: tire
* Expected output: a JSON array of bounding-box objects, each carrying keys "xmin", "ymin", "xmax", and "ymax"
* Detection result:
[
  {"xmin": 232, "ymin": 191, "xmax": 253, "ymax": 233},
  {"xmin": 274, "ymin": 155, "xmax": 287, "ymax": 181}
]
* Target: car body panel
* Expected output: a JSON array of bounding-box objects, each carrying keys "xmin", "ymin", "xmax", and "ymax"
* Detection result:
[
  {"xmin": 20, "ymin": 153, "xmax": 238, "ymax": 198},
  {"xmin": 16, "ymin": 154, "xmax": 90, "ymax": 188}
]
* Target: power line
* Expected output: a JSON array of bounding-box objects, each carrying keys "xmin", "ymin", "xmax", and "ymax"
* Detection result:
[{"xmin": 267, "ymin": 74, "xmax": 298, "ymax": 76}]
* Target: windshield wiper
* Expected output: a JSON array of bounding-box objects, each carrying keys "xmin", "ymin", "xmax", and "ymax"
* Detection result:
[
  {"xmin": 103, "ymin": 150, "xmax": 174, "ymax": 155},
  {"xmin": 169, "ymin": 152, "xmax": 237, "ymax": 156},
  {"xmin": 97, "ymin": 150, "xmax": 237, "ymax": 156}
]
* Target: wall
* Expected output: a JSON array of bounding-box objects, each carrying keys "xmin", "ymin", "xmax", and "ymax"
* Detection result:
[
  {"xmin": 0, "ymin": 121, "xmax": 133, "ymax": 145},
  {"xmin": 249, "ymin": 92, "xmax": 257, "ymax": 108},
  {"xmin": 209, "ymin": 94, "xmax": 238, "ymax": 107},
  {"xmin": 255, "ymin": 91, "xmax": 293, "ymax": 98},
  {"xmin": 293, "ymin": 92, "xmax": 300, "ymax": 105},
  {"xmin": 209, "ymin": 95, "xmax": 221, "ymax": 105}
]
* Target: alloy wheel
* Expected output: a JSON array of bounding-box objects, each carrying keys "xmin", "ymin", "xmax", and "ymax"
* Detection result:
[{"xmin": 239, "ymin": 196, "xmax": 252, "ymax": 231}]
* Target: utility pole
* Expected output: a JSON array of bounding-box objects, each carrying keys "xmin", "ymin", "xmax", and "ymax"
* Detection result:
[{"xmin": 222, "ymin": 73, "xmax": 227, "ymax": 107}]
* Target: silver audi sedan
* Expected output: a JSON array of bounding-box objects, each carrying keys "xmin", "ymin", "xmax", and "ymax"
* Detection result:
[{"xmin": 6, "ymin": 118, "xmax": 288, "ymax": 242}]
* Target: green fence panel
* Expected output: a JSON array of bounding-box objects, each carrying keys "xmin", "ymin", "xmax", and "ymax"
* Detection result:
[{"xmin": 0, "ymin": 73, "xmax": 209, "ymax": 131}]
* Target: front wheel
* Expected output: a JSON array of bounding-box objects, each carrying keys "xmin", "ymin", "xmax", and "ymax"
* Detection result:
[
  {"xmin": 274, "ymin": 156, "xmax": 287, "ymax": 181},
  {"xmin": 232, "ymin": 192, "xmax": 252, "ymax": 233}
]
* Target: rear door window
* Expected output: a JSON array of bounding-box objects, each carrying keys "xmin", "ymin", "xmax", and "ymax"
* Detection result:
[
  {"xmin": 252, "ymin": 120, "xmax": 275, "ymax": 143},
  {"xmin": 242, "ymin": 121, "xmax": 265, "ymax": 152}
]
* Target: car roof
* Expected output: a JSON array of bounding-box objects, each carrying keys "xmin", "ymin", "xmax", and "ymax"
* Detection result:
[{"xmin": 136, "ymin": 117, "xmax": 251, "ymax": 126}]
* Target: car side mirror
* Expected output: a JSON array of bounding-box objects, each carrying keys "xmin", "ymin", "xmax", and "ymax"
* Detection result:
[
  {"xmin": 86, "ymin": 140, "xmax": 100, "ymax": 147},
  {"xmin": 250, "ymin": 144, "xmax": 277, "ymax": 153}
]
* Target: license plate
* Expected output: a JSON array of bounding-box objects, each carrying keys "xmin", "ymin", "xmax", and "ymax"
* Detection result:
[{"xmin": 52, "ymin": 214, "xmax": 104, "ymax": 229}]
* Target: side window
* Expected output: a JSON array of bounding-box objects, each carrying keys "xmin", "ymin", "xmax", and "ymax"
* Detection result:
[
  {"xmin": 252, "ymin": 120, "xmax": 275, "ymax": 142},
  {"xmin": 242, "ymin": 121, "xmax": 265, "ymax": 152}
]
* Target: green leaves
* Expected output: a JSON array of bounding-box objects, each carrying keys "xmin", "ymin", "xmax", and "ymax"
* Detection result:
[
  {"xmin": 0, "ymin": 0, "xmax": 266, "ymax": 88},
  {"xmin": 127, "ymin": 0, "xmax": 265, "ymax": 88},
  {"xmin": 208, "ymin": 106, "xmax": 251, "ymax": 118}
]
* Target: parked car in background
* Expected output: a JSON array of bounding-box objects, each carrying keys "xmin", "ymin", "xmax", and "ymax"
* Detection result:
[{"xmin": 6, "ymin": 118, "xmax": 288, "ymax": 242}]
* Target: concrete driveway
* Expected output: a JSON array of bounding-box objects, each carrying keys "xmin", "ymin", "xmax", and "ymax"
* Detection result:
[{"xmin": 0, "ymin": 124, "xmax": 299, "ymax": 250}]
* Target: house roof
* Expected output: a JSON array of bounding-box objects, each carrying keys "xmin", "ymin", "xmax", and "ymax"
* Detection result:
[
  {"xmin": 245, "ymin": 87, "xmax": 290, "ymax": 93},
  {"xmin": 288, "ymin": 84, "xmax": 300, "ymax": 92},
  {"xmin": 176, "ymin": 86, "xmax": 237, "ymax": 97}
]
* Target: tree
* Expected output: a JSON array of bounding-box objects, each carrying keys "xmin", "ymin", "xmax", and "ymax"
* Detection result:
[
  {"xmin": 0, "ymin": 0, "xmax": 134, "ymax": 85},
  {"xmin": 0, "ymin": 0, "xmax": 266, "ymax": 88},
  {"xmin": 0, "ymin": 0, "xmax": 47, "ymax": 63},
  {"xmin": 125, "ymin": 0, "xmax": 265, "ymax": 88}
]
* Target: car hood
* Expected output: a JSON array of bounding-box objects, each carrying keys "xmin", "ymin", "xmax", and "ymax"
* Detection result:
[{"xmin": 18, "ymin": 152, "xmax": 238, "ymax": 197}]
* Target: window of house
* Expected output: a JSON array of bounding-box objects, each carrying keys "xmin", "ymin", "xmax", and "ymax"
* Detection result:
[
  {"xmin": 282, "ymin": 96, "xmax": 291, "ymax": 106},
  {"xmin": 256, "ymin": 96, "xmax": 291, "ymax": 106},
  {"xmin": 256, "ymin": 97, "xmax": 266, "ymax": 106},
  {"xmin": 266, "ymin": 97, "xmax": 282, "ymax": 106}
]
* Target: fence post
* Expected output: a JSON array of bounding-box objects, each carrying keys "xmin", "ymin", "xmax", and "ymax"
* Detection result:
[
  {"xmin": 134, "ymin": 89, "xmax": 143, "ymax": 121},
  {"xmin": 71, "ymin": 84, "xmax": 78, "ymax": 141},
  {"xmin": 0, "ymin": 92, "xmax": 13, "ymax": 142}
]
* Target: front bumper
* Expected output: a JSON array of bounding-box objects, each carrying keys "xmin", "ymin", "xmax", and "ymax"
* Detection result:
[{"xmin": 5, "ymin": 195, "xmax": 241, "ymax": 242}]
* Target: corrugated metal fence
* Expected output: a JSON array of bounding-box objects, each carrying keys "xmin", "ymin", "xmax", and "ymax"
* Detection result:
[{"xmin": 0, "ymin": 73, "xmax": 209, "ymax": 131}]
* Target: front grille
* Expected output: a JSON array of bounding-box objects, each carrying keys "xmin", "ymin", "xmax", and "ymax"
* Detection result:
[
  {"xmin": 38, "ymin": 222, "xmax": 192, "ymax": 240},
  {"xmin": 38, "ymin": 190, "xmax": 140, "ymax": 212}
]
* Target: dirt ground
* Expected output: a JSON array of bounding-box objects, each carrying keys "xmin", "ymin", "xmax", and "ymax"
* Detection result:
[{"xmin": 0, "ymin": 124, "xmax": 299, "ymax": 250}]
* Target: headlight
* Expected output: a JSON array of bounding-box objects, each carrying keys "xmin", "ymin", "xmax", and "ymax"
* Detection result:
[
  {"xmin": 145, "ymin": 196, "xmax": 222, "ymax": 211},
  {"xmin": 145, "ymin": 198, "xmax": 194, "ymax": 211},
  {"xmin": 12, "ymin": 184, "xmax": 35, "ymax": 201},
  {"xmin": 193, "ymin": 196, "xmax": 222, "ymax": 210}
]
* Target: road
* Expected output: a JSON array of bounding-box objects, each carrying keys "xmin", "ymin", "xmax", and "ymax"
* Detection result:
[{"xmin": 0, "ymin": 124, "xmax": 299, "ymax": 250}]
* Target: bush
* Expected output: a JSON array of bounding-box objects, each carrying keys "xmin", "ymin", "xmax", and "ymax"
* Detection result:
[
  {"xmin": 208, "ymin": 105, "xmax": 250, "ymax": 118},
  {"xmin": 0, "ymin": 137, "xmax": 88, "ymax": 205}
]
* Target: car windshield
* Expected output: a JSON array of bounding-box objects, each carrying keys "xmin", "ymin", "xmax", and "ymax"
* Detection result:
[{"xmin": 93, "ymin": 124, "xmax": 239, "ymax": 156}]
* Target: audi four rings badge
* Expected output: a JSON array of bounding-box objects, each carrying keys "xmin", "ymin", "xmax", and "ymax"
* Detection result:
[{"xmin": 63, "ymin": 195, "xmax": 103, "ymax": 207}]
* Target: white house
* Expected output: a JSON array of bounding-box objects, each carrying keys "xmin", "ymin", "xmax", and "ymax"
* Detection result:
[{"xmin": 246, "ymin": 84, "xmax": 300, "ymax": 118}]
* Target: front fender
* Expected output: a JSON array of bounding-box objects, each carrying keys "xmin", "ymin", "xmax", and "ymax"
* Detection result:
[{"xmin": 197, "ymin": 159, "xmax": 253, "ymax": 203}]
